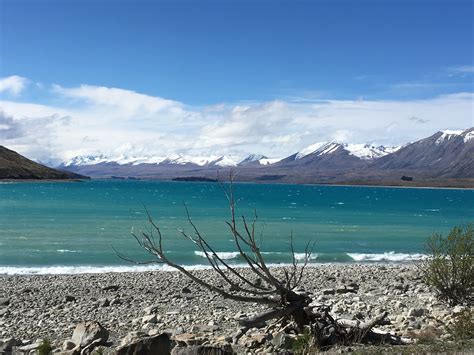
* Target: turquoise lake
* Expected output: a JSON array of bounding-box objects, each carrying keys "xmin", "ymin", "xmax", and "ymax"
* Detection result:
[{"xmin": 0, "ymin": 180, "xmax": 473, "ymax": 274}]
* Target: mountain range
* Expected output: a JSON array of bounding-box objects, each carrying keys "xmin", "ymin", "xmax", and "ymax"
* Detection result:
[{"xmin": 55, "ymin": 128, "xmax": 474, "ymax": 187}]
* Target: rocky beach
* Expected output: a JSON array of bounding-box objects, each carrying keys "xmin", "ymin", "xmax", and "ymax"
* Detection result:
[{"xmin": 1, "ymin": 264, "xmax": 471, "ymax": 354}]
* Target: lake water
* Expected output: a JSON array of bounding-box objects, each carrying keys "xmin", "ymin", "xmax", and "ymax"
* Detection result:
[{"xmin": 0, "ymin": 180, "xmax": 472, "ymax": 274}]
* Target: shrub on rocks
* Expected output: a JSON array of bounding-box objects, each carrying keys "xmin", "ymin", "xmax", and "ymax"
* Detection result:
[
  {"xmin": 420, "ymin": 224, "xmax": 473, "ymax": 305},
  {"xmin": 37, "ymin": 338, "xmax": 53, "ymax": 355},
  {"xmin": 447, "ymin": 308, "xmax": 474, "ymax": 342}
]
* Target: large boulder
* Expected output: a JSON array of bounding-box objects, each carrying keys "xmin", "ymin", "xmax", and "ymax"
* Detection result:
[
  {"xmin": 116, "ymin": 333, "xmax": 172, "ymax": 355},
  {"xmin": 70, "ymin": 321, "xmax": 109, "ymax": 350}
]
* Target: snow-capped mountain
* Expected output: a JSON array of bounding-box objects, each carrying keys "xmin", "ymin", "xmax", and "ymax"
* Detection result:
[
  {"xmin": 62, "ymin": 154, "xmax": 167, "ymax": 167},
  {"xmin": 435, "ymin": 129, "xmax": 474, "ymax": 144},
  {"xmin": 208, "ymin": 155, "xmax": 239, "ymax": 167},
  {"xmin": 64, "ymin": 153, "xmax": 262, "ymax": 168},
  {"xmin": 63, "ymin": 154, "xmax": 110, "ymax": 167},
  {"xmin": 239, "ymin": 154, "xmax": 267, "ymax": 165},
  {"xmin": 295, "ymin": 142, "xmax": 400, "ymax": 161},
  {"xmin": 159, "ymin": 154, "xmax": 217, "ymax": 166},
  {"xmin": 238, "ymin": 154, "xmax": 282, "ymax": 166},
  {"xmin": 372, "ymin": 128, "xmax": 474, "ymax": 178}
]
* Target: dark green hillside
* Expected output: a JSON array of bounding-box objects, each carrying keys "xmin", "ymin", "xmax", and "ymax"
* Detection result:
[{"xmin": 0, "ymin": 145, "xmax": 87, "ymax": 179}]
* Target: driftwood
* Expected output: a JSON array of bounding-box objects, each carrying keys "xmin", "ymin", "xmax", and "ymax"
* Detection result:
[
  {"xmin": 116, "ymin": 173, "xmax": 408, "ymax": 350},
  {"xmin": 115, "ymin": 174, "xmax": 314, "ymax": 325}
]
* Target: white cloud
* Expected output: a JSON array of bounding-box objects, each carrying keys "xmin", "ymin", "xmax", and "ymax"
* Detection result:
[
  {"xmin": 449, "ymin": 65, "xmax": 474, "ymax": 74},
  {"xmin": 0, "ymin": 77, "xmax": 473, "ymax": 164},
  {"xmin": 0, "ymin": 75, "xmax": 28, "ymax": 95},
  {"xmin": 53, "ymin": 84, "xmax": 183, "ymax": 115}
]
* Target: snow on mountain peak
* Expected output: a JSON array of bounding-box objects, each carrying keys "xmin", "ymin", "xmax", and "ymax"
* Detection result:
[
  {"xmin": 161, "ymin": 154, "xmax": 216, "ymax": 166},
  {"xmin": 295, "ymin": 142, "xmax": 328, "ymax": 159},
  {"xmin": 461, "ymin": 128, "xmax": 474, "ymax": 143},
  {"xmin": 241, "ymin": 154, "xmax": 267, "ymax": 163},
  {"xmin": 211, "ymin": 155, "xmax": 238, "ymax": 167},
  {"xmin": 296, "ymin": 142, "xmax": 400, "ymax": 160},
  {"xmin": 238, "ymin": 154, "xmax": 282, "ymax": 166},
  {"xmin": 435, "ymin": 130, "xmax": 464, "ymax": 144},
  {"xmin": 63, "ymin": 154, "xmax": 109, "ymax": 166},
  {"xmin": 344, "ymin": 144, "xmax": 400, "ymax": 160},
  {"xmin": 259, "ymin": 158, "xmax": 282, "ymax": 165}
]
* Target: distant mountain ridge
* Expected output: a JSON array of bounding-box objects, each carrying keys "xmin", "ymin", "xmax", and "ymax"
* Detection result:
[
  {"xmin": 56, "ymin": 127, "xmax": 474, "ymax": 186},
  {"xmin": 61, "ymin": 143, "xmax": 401, "ymax": 169},
  {"xmin": 372, "ymin": 128, "xmax": 474, "ymax": 178},
  {"xmin": 0, "ymin": 146, "xmax": 86, "ymax": 180}
]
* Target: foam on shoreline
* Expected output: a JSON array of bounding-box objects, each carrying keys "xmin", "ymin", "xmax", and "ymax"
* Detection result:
[
  {"xmin": 0, "ymin": 251, "xmax": 425, "ymax": 275},
  {"xmin": 347, "ymin": 252, "xmax": 426, "ymax": 262}
]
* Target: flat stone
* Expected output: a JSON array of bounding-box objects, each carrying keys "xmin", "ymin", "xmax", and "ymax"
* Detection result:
[
  {"xmin": 189, "ymin": 324, "xmax": 218, "ymax": 333},
  {"xmin": 143, "ymin": 305, "xmax": 159, "ymax": 315},
  {"xmin": 18, "ymin": 341, "xmax": 42, "ymax": 352},
  {"xmin": 453, "ymin": 305, "xmax": 466, "ymax": 314},
  {"xmin": 98, "ymin": 298, "xmax": 110, "ymax": 307},
  {"xmin": 64, "ymin": 295, "xmax": 76, "ymax": 303},
  {"xmin": 172, "ymin": 333, "xmax": 208, "ymax": 346},
  {"xmin": 336, "ymin": 286, "xmax": 357, "ymax": 294},
  {"xmin": 110, "ymin": 298, "xmax": 122, "ymax": 306},
  {"xmin": 0, "ymin": 298, "xmax": 10, "ymax": 307},
  {"xmin": 0, "ymin": 308, "xmax": 9, "ymax": 317},
  {"xmin": 322, "ymin": 288, "xmax": 335, "ymax": 295},
  {"xmin": 408, "ymin": 308, "xmax": 426, "ymax": 317},
  {"xmin": 142, "ymin": 314, "xmax": 158, "ymax": 324}
]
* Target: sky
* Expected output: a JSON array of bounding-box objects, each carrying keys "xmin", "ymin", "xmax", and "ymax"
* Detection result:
[{"xmin": 0, "ymin": 0, "xmax": 473, "ymax": 163}]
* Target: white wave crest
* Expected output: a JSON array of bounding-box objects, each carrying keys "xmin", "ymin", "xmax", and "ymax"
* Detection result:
[
  {"xmin": 294, "ymin": 253, "xmax": 318, "ymax": 261},
  {"xmin": 0, "ymin": 264, "xmax": 215, "ymax": 276},
  {"xmin": 347, "ymin": 252, "xmax": 426, "ymax": 262},
  {"xmin": 194, "ymin": 251, "xmax": 317, "ymax": 261},
  {"xmin": 57, "ymin": 249, "xmax": 81, "ymax": 253},
  {"xmin": 194, "ymin": 251, "xmax": 240, "ymax": 260}
]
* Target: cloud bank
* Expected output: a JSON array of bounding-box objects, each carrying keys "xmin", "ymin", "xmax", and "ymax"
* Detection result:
[{"xmin": 0, "ymin": 75, "xmax": 472, "ymax": 164}]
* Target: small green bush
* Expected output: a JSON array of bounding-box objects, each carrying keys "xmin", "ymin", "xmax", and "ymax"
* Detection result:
[
  {"xmin": 447, "ymin": 308, "xmax": 474, "ymax": 342},
  {"xmin": 37, "ymin": 339, "xmax": 52, "ymax": 355},
  {"xmin": 292, "ymin": 328, "xmax": 313, "ymax": 354},
  {"xmin": 420, "ymin": 224, "xmax": 473, "ymax": 305}
]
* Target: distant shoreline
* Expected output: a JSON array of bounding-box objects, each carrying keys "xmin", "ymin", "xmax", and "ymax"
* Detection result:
[
  {"xmin": 0, "ymin": 178, "xmax": 87, "ymax": 183},
  {"xmin": 2, "ymin": 177, "xmax": 473, "ymax": 189},
  {"xmin": 315, "ymin": 181, "xmax": 474, "ymax": 190}
]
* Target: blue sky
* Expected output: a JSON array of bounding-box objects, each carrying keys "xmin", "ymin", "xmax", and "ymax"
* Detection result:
[
  {"xmin": 2, "ymin": 0, "xmax": 473, "ymax": 103},
  {"xmin": 0, "ymin": 0, "xmax": 472, "ymax": 162}
]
